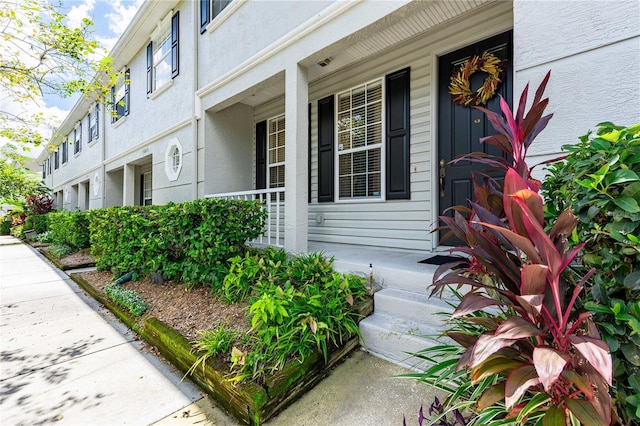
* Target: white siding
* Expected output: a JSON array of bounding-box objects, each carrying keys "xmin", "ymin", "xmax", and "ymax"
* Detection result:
[{"xmin": 305, "ymin": 2, "xmax": 513, "ymax": 252}]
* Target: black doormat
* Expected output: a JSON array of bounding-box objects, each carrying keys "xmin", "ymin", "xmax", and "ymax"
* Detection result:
[{"xmin": 418, "ymin": 255, "xmax": 461, "ymax": 265}]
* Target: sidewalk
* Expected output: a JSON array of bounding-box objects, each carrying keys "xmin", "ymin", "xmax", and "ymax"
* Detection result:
[{"xmin": 0, "ymin": 236, "xmax": 438, "ymax": 425}]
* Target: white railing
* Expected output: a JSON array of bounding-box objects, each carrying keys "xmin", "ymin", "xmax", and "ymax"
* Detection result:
[{"xmin": 204, "ymin": 188, "xmax": 285, "ymax": 247}]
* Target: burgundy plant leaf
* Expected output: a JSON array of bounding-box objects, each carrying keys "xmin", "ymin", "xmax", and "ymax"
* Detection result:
[
  {"xmin": 532, "ymin": 346, "xmax": 570, "ymax": 391},
  {"xmin": 446, "ymin": 332, "xmax": 478, "ymax": 349},
  {"xmin": 516, "ymin": 294, "xmax": 545, "ymax": 317},
  {"xmin": 524, "ymin": 113, "xmax": 553, "ymax": 149},
  {"xmin": 418, "ymin": 405, "xmax": 425, "ymax": 426},
  {"xmin": 456, "ymin": 345, "xmax": 473, "ymax": 371},
  {"xmin": 478, "ymin": 222, "xmax": 542, "ymax": 264},
  {"xmin": 521, "ymin": 264, "xmax": 548, "ymax": 295},
  {"xmin": 513, "ymin": 189, "xmax": 545, "ymax": 227},
  {"xmin": 475, "ymin": 105, "xmax": 512, "ymax": 139},
  {"xmin": 496, "ymin": 316, "xmax": 545, "ymax": 339},
  {"xmin": 500, "ymin": 95, "xmax": 522, "ymax": 148},
  {"xmin": 463, "ymin": 316, "xmax": 500, "ymax": 330},
  {"xmin": 505, "ymin": 364, "xmax": 541, "ymax": 409},
  {"xmin": 452, "ymin": 153, "xmax": 510, "ymax": 170},
  {"xmin": 565, "ymin": 398, "xmax": 606, "ymax": 426},
  {"xmin": 452, "ymin": 293, "xmax": 503, "ymax": 318},
  {"xmin": 515, "ymin": 82, "xmax": 529, "ymax": 126},
  {"xmin": 568, "ymin": 335, "xmax": 613, "ymax": 385},
  {"xmin": 521, "ymin": 99, "xmax": 550, "ymax": 146},
  {"xmin": 477, "ymin": 382, "xmax": 506, "ymax": 411},
  {"xmin": 470, "ymin": 333, "xmax": 517, "ymax": 369},
  {"xmin": 471, "ymin": 356, "xmax": 525, "ymax": 383},
  {"xmin": 548, "ymin": 209, "xmax": 578, "ymax": 242},
  {"xmin": 512, "ymin": 196, "xmax": 562, "ymax": 275},
  {"xmin": 561, "ymin": 370, "xmax": 593, "ymax": 399},
  {"xmin": 532, "ymin": 71, "xmax": 551, "ymax": 106},
  {"xmin": 479, "ymin": 134, "xmax": 513, "ymax": 155}
]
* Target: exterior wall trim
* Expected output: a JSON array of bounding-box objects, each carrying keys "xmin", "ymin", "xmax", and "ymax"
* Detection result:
[
  {"xmin": 204, "ymin": 0, "xmax": 245, "ymax": 34},
  {"xmin": 195, "ymin": 0, "xmax": 359, "ymax": 99},
  {"xmin": 104, "ymin": 117, "xmax": 191, "ymax": 166}
]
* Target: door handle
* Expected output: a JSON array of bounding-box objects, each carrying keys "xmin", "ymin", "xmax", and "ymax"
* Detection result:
[{"xmin": 439, "ymin": 159, "xmax": 446, "ymax": 198}]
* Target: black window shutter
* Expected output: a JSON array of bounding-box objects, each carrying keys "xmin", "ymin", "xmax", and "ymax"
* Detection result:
[
  {"xmin": 146, "ymin": 42, "xmax": 152, "ymax": 94},
  {"xmin": 385, "ymin": 67, "xmax": 411, "ymax": 200},
  {"xmin": 124, "ymin": 69, "xmax": 130, "ymax": 116},
  {"xmin": 256, "ymin": 120, "xmax": 267, "ymax": 190},
  {"xmin": 171, "ymin": 12, "xmax": 179, "ymax": 78},
  {"xmin": 200, "ymin": 0, "xmax": 210, "ymax": 33},
  {"xmin": 308, "ymin": 103, "xmax": 311, "ymax": 203},
  {"xmin": 317, "ymin": 95, "xmax": 334, "ymax": 202},
  {"xmin": 110, "ymin": 86, "xmax": 115, "ymax": 123}
]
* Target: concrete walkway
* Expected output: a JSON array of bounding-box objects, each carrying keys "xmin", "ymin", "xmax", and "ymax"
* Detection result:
[{"xmin": 0, "ymin": 236, "xmax": 439, "ymax": 425}]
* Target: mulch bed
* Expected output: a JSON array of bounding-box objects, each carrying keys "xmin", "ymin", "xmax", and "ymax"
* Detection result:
[{"xmin": 76, "ymin": 271, "xmax": 250, "ymax": 341}]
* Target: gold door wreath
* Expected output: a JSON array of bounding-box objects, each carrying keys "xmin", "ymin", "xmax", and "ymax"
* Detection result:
[{"xmin": 449, "ymin": 51, "xmax": 503, "ymax": 107}]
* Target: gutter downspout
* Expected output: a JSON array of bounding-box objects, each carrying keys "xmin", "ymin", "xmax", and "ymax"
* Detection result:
[{"xmin": 192, "ymin": 1, "xmax": 199, "ymax": 201}]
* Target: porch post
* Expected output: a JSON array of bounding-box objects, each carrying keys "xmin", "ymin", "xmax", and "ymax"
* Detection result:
[
  {"xmin": 123, "ymin": 163, "xmax": 136, "ymax": 206},
  {"xmin": 284, "ymin": 63, "xmax": 309, "ymax": 253}
]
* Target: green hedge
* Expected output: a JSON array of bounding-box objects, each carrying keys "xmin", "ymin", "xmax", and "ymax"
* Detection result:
[
  {"xmin": 24, "ymin": 214, "xmax": 50, "ymax": 234},
  {"xmin": 49, "ymin": 211, "xmax": 90, "ymax": 249},
  {"xmin": 89, "ymin": 198, "xmax": 266, "ymax": 286}
]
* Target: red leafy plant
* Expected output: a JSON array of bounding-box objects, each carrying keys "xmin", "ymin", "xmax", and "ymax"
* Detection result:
[{"xmin": 433, "ymin": 72, "xmax": 613, "ymax": 425}]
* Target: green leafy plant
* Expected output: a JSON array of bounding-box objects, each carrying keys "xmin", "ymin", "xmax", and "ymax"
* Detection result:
[
  {"xmin": 542, "ymin": 122, "xmax": 640, "ymax": 423},
  {"xmin": 223, "ymin": 247, "xmax": 288, "ymax": 302},
  {"xmin": 48, "ymin": 243, "xmax": 74, "ymax": 258},
  {"xmin": 431, "ymin": 72, "xmax": 613, "ymax": 424},
  {"xmin": 89, "ymin": 199, "xmax": 266, "ymax": 288},
  {"xmin": 104, "ymin": 282, "xmax": 148, "ymax": 317},
  {"xmin": 49, "ymin": 211, "xmax": 90, "ymax": 249},
  {"xmin": 186, "ymin": 325, "xmax": 237, "ymax": 377},
  {"xmin": 189, "ymin": 250, "xmax": 367, "ymax": 383},
  {"xmin": 37, "ymin": 231, "xmax": 53, "ymax": 243}
]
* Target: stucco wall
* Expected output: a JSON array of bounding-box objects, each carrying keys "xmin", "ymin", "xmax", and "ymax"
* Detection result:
[{"xmin": 514, "ymin": 0, "xmax": 640, "ymax": 163}]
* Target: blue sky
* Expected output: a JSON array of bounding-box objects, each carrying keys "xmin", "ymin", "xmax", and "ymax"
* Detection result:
[
  {"xmin": 0, "ymin": 0, "xmax": 143, "ymax": 158},
  {"xmin": 43, "ymin": 0, "xmax": 144, "ymax": 112}
]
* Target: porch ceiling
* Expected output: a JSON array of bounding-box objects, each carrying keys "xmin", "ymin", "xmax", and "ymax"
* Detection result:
[
  {"xmin": 235, "ymin": 0, "xmax": 497, "ymax": 109},
  {"xmin": 302, "ymin": 0, "xmax": 496, "ymax": 82}
]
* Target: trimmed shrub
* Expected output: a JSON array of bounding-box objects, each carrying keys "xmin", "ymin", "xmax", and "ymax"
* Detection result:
[
  {"xmin": 0, "ymin": 216, "xmax": 11, "ymax": 235},
  {"xmin": 49, "ymin": 211, "xmax": 90, "ymax": 249},
  {"xmin": 24, "ymin": 214, "xmax": 50, "ymax": 234},
  {"xmin": 89, "ymin": 198, "xmax": 266, "ymax": 287}
]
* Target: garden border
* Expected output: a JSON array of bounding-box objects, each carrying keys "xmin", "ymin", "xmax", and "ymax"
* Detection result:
[
  {"xmin": 40, "ymin": 248, "xmax": 96, "ymax": 270},
  {"xmin": 70, "ymin": 273, "xmax": 373, "ymax": 425}
]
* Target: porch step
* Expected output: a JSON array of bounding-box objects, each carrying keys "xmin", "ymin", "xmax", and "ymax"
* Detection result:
[
  {"xmin": 359, "ymin": 312, "xmax": 440, "ymax": 370},
  {"xmin": 373, "ymin": 288, "xmax": 452, "ymax": 325},
  {"xmin": 332, "ymin": 258, "xmax": 438, "ymax": 294}
]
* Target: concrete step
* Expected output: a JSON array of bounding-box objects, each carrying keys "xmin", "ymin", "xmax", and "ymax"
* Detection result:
[
  {"xmin": 373, "ymin": 288, "xmax": 454, "ymax": 326},
  {"xmin": 333, "ymin": 259, "xmax": 438, "ymax": 294},
  {"xmin": 359, "ymin": 313, "xmax": 441, "ymax": 370}
]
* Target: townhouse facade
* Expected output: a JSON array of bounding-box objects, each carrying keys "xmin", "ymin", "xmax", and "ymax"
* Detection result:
[{"xmin": 39, "ymin": 0, "xmax": 640, "ymax": 255}]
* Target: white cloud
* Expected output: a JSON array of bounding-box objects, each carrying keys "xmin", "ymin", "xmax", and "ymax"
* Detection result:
[
  {"xmin": 66, "ymin": 0, "xmax": 96, "ymax": 29},
  {"xmin": 105, "ymin": 0, "xmax": 144, "ymax": 38}
]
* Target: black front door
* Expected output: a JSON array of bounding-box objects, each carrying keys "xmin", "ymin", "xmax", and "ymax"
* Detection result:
[{"xmin": 437, "ymin": 31, "xmax": 513, "ymax": 244}]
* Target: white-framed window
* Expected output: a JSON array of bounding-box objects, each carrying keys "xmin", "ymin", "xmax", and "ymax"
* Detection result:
[
  {"xmin": 88, "ymin": 104, "xmax": 99, "ymax": 142},
  {"xmin": 54, "ymin": 149, "xmax": 59, "ymax": 169},
  {"xmin": 267, "ymin": 114, "xmax": 285, "ymax": 189},
  {"xmin": 336, "ymin": 79, "xmax": 383, "ymax": 200},
  {"xmin": 200, "ymin": 0, "xmax": 232, "ymax": 33},
  {"xmin": 73, "ymin": 123, "xmax": 82, "ymax": 154},
  {"xmin": 62, "ymin": 137, "xmax": 69, "ymax": 164},
  {"xmin": 153, "ymin": 18, "xmax": 171, "ymax": 91},
  {"xmin": 148, "ymin": 12, "xmax": 179, "ymax": 96},
  {"xmin": 142, "ymin": 171, "xmax": 152, "ymax": 206},
  {"xmin": 111, "ymin": 69, "xmax": 130, "ymax": 122},
  {"xmin": 165, "ymin": 138, "xmax": 183, "ymax": 181}
]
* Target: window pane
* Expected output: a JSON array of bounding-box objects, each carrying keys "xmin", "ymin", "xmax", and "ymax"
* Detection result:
[
  {"xmin": 338, "ymin": 131, "xmax": 350, "ymax": 151},
  {"xmin": 352, "ymin": 106, "xmax": 365, "ymax": 128},
  {"xmin": 367, "ymin": 123, "xmax": 382, "ymax": 146},
  {"xmin": 352, "ymin": 85, "xmax": 366, "ymax": 108},
  {"xmin": 367, "ymin": 100, "xmax": 382, "ymax": 125},
  {"xmin": 352, "ymin": 127, "xmax": 365, "ymax": 148},
  {"xmin": 367, "ymin": 81, "xmax": 382, "ymax": 103},
  {"xmin": 339, "ymin": 176, "xmax": 351, "ymax": 198},
  {"xmin": 339, "ymin": 153, "xmax": 352, "ymax": 175},
  {"xmin": 353, "ymin": 174, "xmax": 366, "ymax": 197},
  {"xmin": 337, "ymin": 111, "xmax": 350, "ymax": 132},
  {"xmin": 337, "ymin": 92, "xmax": 350, "ymax": 113}
]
